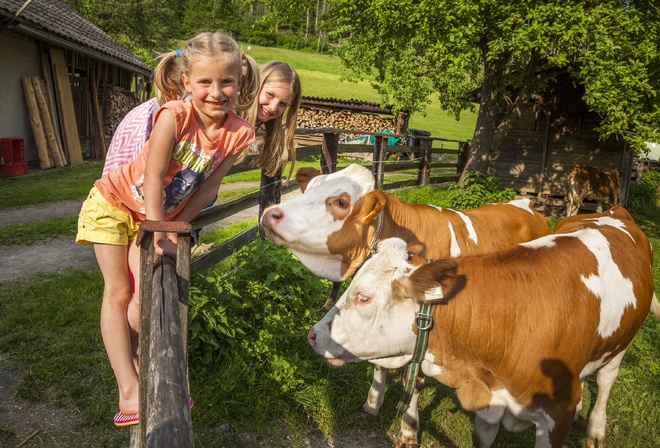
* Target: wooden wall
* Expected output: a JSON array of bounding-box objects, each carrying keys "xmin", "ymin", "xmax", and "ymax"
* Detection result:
[{"xmin": 488, "ymin": 75, "xmax": 629, "ymax": 204}]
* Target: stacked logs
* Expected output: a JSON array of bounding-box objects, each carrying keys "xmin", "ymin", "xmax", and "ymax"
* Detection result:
[
  {"xmin": 296, "ymin": 108, "xmax": 396, "ymax": 143},
  {"xmin": 103, "ymin": 87, "xmax": 140, "ymax": 146}
]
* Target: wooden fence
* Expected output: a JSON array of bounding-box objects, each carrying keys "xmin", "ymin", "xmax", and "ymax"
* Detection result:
[{"xmin": 191, "ymin": 127, "xmax": 465, "ymax": 271}]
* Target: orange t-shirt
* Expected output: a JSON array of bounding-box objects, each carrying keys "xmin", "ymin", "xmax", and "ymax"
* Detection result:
[{"xmin": 95, "ymin": 100, "xmax": 255, "ymax": 223}]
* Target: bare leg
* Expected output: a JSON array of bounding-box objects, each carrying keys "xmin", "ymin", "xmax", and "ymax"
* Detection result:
[{"xmin": 95, "ymin": 243, "xmax": 139, "ymax": 416}]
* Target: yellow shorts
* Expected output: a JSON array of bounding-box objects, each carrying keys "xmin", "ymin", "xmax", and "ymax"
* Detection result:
[{"xmin": 76, "ymin": 186, "xmax": 139, "ymax": 246}]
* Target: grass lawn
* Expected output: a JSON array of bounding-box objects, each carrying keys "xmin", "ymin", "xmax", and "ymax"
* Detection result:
[{"xmin": 241, "ymin": 42, "xmax": 478, "ymax": 142}]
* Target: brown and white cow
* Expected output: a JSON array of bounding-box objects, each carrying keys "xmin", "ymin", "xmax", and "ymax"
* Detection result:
[
  {"xmin": 566, "ymin": 164, "xmax": 621, "ymax": 217},
  {"xmin": 260, "ymin": 164, "xmax": 552, "ymax": 424},
  {"xmin": 308, "ymin": 211, "xmax": 658, "ymax": 447}
]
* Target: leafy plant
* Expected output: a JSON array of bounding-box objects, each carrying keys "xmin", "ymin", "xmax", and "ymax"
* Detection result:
[
  {"xmin": 445, "ymin": 173, "xmax": 516, "ymax": 209},
  {"xmin": 628, "ymin": 169, "xmax": 660, "ymax": 214}
]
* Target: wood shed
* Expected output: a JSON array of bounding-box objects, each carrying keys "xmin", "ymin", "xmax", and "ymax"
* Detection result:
[
  {"xmin": 0, "ymin": 0, "xmax": 152, "ymax": 173},
  {"xmin": 464, "ymin": 73, "xmax": 635, "ymax": 208}
]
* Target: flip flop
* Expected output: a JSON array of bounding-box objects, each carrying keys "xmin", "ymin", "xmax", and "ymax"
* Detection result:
[
  {"xmin": 114, "ymin": 411, "xmax": 139, "ymax": 427},
  {"xmin": 114, "ymin": 397, "xmax": 194, "ymax": 427}
]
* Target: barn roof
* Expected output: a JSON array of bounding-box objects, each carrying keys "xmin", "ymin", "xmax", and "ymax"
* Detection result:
[
  {"xmin": 0, "ymin": 0, "xmax": 151, "ymax": 76},
  {"xmin": 301, "ymin": 96, "xmax": 394, "ymax": 115}
]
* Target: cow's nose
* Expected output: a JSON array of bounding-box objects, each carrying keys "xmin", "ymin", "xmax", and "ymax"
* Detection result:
[
  {"xmin": 261, "ymin": 207, "xmax": 284, "ymax": 229},
  {"xmin": 307, "ymin": 328, "xmax": 317, "ymax": 347}
]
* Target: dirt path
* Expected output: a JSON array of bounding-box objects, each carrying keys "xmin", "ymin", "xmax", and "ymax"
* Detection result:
[{"xmin": 0, "ymin": 181, "xmax": 289, "ymax": 283}]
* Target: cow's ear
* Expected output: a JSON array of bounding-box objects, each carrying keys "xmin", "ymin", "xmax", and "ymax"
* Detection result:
[
  {"xmin": 357, "ymin": 190, "xmax": 387, "ymax": 224},
  {"xmin": 410, "ymin": 259, "xmax": 458, "ymax": 303},
  {"xmin": 296, "ymin": 167, "xmax": 321, "ymax": 193}
]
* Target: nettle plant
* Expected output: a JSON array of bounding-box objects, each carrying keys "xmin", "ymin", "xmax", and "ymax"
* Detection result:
[
  {"xmin": 188, "ymin": 239, "xmax": 332, "ymax": 390},
  {"xmin": 446, "ymin": 173, "xmax": 517, "ymax": 209}
]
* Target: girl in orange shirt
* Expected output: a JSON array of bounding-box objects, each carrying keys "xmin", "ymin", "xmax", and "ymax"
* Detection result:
[{"xmin": 76, "ymin": 31, "xmax": 257, "ymax": 426}]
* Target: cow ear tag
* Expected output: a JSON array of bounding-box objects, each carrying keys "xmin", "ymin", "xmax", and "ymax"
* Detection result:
[{"xmin": 424, "ymin": 286, "xmax": 444, "ymax": 301}]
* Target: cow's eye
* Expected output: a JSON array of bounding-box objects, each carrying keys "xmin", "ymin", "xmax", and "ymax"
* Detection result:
[
  {"xmin": 354, "ymin": 293, "xmax": 372, "ymax": 305},
  {"xmin": 335, "ymin": 198, "xmax": 348, "ymax": 208}
]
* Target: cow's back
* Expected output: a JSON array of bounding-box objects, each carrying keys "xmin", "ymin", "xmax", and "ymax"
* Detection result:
[{"xmin": 408, "ymin": 198, "xmax": 551, "ymax": 259}]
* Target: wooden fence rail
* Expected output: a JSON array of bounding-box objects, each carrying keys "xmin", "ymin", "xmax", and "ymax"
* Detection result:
[{"xmin": 190, "ymin": 127, "xmax": 465, "ymax": 270}]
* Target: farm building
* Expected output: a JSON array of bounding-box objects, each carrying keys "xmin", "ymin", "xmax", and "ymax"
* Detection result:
[
  {"xmin": 0, "ymin": 0, "xmax": 151, "ymax": 174},
  {"xmin": 464, "ymin": 73, "xmax": 636, "ymax": 208}
]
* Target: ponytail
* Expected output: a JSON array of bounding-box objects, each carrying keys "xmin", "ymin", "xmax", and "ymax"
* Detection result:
[
  {"xmin": 235, "ymin": 53, "xmax": 259, "ymax": 112},
  {"xmin": 152, "ymin": 51, "xmax": 186, "ymax": 105}
]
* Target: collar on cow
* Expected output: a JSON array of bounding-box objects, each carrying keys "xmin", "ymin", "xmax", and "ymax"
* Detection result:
[
  {"xmin": 397, "ymin": 258, "xmax": 435, "ymax": 413},
  {"xmin": 368, "ymin": 211, "xmax": 385, "ymax": 256}
]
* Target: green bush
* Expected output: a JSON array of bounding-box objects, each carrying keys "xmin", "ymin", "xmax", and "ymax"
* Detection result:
[
  {"xmin": 188, "ymin": 239, "xmax": 331, "ymax": 389},
  {"xmin": 446, "ymin": 173, "xmax": 517, "ymax": 209},
  {"xmin": 628, "ymin": 170, "xmax": 660, "ymax": 213},
  {"xmin": 238, "ymin": 25, "xmax": 277, "ymax": 47}
]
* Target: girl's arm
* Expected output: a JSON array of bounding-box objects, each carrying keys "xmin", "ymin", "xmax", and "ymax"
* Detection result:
[
  {"xmin": 143, "ymin": 109, "xmax": 177, "ymax": 255},
  {"xmin": 175, "ymin": 152, "xmax": 240, "ymax": 223}
]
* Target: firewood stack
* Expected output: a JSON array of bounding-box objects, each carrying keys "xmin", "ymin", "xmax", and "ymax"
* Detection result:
[
  {"xmin": 103, "ymin": 87, "xmax": 140, "ymax": 146},
  {"xmin": 296, "ymin": 107, "xmax": 397, "ymax": 143}
]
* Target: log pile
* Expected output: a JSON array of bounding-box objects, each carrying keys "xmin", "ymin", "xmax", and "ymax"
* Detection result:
[
  {"xmin": 296, "ymin": 107, "xmax": 396, "ymax": 143},
  {"xmin": 104, "ymin": 87, "xmax": 140, "ymax": 147}
]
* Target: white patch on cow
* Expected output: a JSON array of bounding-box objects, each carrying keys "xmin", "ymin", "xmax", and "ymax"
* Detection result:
[
  {"xmin": 576, "ymin": 228, "xmax": 636, "ymax": 339},
  {"xmin": 477, "ymin": 389, "xmax": 556, "ymax": 435},
  {"xmin": 504, "ymin": 197, "xmax": 536, "ymax": 214},
  {"xmin": 311, "ymin": 238, "xmax": 419, "ymax": 362},
  {"xmin": 294, "ymin": 252, "xmax": 345, "ymax": 281},
  {"xmin": 453, "ymin": 210, "xmax": 479, "ymax": 245},
  {"xmin": 584, "ymin": 216, "xmax": 634, "ymax": 241},
  {"xmin": 520, "ymin": 233, "xmax": 560, "ymax": 249},
  {"xmin": 447, "ymin": 222, "xmax": 461, "ymax": 257},
  {"xmin": 370, "ymin": 355, "xmax": 413, "ymax": 369},
  {"xmin": 422, "ymin": 353, "xmax": 443, "ymax": 377},
  {"xmin": 580, "ymin": 351, "xmax": 613, "ymax": 379}
]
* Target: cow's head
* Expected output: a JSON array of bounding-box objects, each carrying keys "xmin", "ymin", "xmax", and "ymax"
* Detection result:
[
  {"xmin": 260, "ymin": 164, "xmax": 385, "ymax": 281},
  {"xmin": 308, "ymin": 238, "xmax": 458, "ymax": 367}
]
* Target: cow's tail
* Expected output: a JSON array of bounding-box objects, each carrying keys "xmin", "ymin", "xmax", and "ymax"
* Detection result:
[{"xmin": 651, "ymin": 292, "xmax": 660, "ymax": 320}]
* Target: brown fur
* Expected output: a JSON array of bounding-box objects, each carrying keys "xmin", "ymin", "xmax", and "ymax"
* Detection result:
[
  {"xmin": 394, "ymin": 216, "xmax": 654, "ymax": 447},
  {"xmin": 566, "ymin": 164, "xmax": 621, "ymax": 216},
  {"xmin": 327, "ymin": 191, "xmax": 552, "ymax": 279}
]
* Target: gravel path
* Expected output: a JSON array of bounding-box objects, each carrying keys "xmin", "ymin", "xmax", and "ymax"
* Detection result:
[{"xmin": 0, "ymin": 181, "xmax": 297, "ymax": 283}]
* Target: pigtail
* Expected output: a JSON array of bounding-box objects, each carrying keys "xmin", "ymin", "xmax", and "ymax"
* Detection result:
[
  {"xmin": 235, "ymin": 54, "xmax": 259, "ymax": 112},
  {"xmin": 152, "ymin": 51, "xmax": 186, "ymax": 105}
]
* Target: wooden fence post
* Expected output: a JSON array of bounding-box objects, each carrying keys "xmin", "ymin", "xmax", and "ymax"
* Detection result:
[
  {"xmin": 418, "ymin": 138, "xmax": 431, "ymax": 186},
  {"xmin": 130, "ymin": 221, "xmax": 194, "ymax": 448},
  {"xmin": 321, "ymin": 132, "xmax": 339, "ymax": 174},
  {"xmin": 372, "ymin": 136, "xmax": 386, "ymax": 188},
  {"xmin": 258, "ymin": 169, "xmax": 283, "ymax": 223}
]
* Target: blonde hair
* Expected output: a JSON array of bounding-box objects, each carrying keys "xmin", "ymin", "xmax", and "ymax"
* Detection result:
[
  {"xmin": 152, "ymin": 31, "xmax": 259, "ymax": 111},
  {"xmin": 240, "ymin": 60, "xmax": 302, "ymax": 178}
]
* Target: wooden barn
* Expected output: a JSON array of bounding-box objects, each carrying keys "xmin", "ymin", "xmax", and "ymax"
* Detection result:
[
  {"xmin": 465, "ymin": 73, "xmax": 635, "ymax": 210},
  {"xmin": 0, "ymin": 0, "xmax": 152, "ymax": 173}
]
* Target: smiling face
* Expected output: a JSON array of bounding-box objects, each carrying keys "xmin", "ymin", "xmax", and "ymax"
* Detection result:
[
  {"xmin": 256, "ymin": 80, "xmax": 294, "ymax": 123},
  {"xmin": 182, "ymin": 55, "xmax": 241, "ymax": 125}
]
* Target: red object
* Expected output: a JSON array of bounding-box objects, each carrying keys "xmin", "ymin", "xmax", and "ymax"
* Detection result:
[
  {"xmin": 1, "ymin": 138, "xmax": 25, "ymax": 164},
  {"xmin": 1, "ymin": 162, "xmax": 28, "ymax": 177}
]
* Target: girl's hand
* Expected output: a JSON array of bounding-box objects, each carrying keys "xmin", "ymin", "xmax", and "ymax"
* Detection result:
[{"xmin": 154, "ymin": 232, "xmax": 178, "ymax": 258}]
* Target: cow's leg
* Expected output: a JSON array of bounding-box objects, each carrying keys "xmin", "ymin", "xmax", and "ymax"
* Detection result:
[
  {"xmin": 500, "ymin": 409, "xmax": 533, "ymax": 432},
  {"xmin": 586, "ymin": 350, "xmax": 626, "ymax": 448},
  {"xmin": 575, "ymin": 381, "xmax": 584, "ymax": 421},
  {"xmin": 395, "ymin": 374, "xmax": 425, "ymax": 448},
  {"xmin": 472, "ymin": 414, "xmax": 500, "ymax": 448},
  {"xmin": 595, "ymin": 201, "xmax": 604, "ymax": 213},
  {"xmin": 362, "ymin": 364, "xmax": 387, "ymax": 415}
]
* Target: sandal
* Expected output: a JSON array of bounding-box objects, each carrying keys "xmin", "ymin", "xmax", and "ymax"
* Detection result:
[{"xmin": 114, "ymin": 396, "xmax": 194, "ymax": 427}]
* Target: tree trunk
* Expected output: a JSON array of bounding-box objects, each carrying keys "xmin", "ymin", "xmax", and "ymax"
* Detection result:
[{"xmin": 459, "ymin": 53, "xmax": 542, "ymax": 184}]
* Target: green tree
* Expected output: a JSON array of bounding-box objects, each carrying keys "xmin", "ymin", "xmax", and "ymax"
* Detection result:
[
  {"xmin": 65, "ymin": 0, "xmax": 184, "ymax": 64},
  {"xmin": 328, "ymin": 0, "xmax": 660, "ymax": 181}
]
